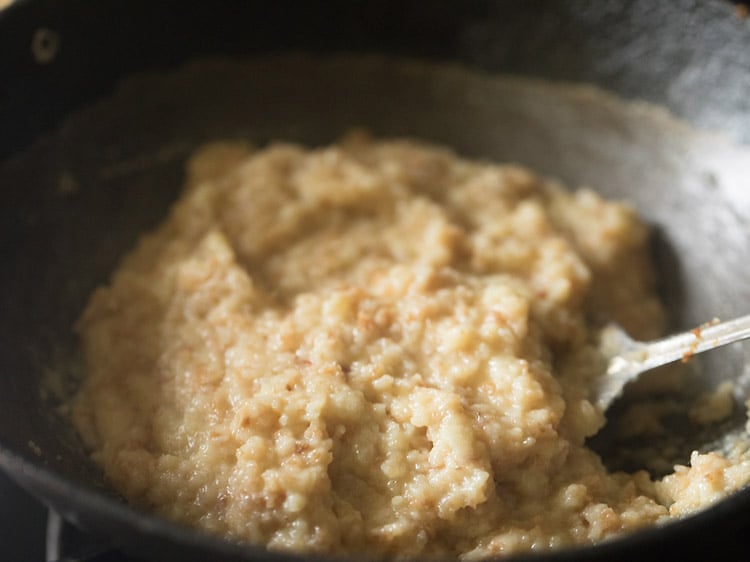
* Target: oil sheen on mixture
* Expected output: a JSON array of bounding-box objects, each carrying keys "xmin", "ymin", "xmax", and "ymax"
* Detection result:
[{"xmin": 71, "ymin": 133, "xmax": 750, "ymax": 559}]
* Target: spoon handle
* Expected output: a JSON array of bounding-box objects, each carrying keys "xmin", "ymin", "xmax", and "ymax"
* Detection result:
[{"xmin": 634, "ymin": 314, "xmax": 750, "ymax": 372}]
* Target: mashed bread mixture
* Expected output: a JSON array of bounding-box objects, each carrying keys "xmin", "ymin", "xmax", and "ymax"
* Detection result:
[{"xmin": 72, "ymin": 134, "xmax": 750, "ymax": 558}]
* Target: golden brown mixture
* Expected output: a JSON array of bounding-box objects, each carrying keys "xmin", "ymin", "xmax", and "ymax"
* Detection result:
[{"xmin": 72, "ymin": 134, "xmax": 750, "ymax": 559}]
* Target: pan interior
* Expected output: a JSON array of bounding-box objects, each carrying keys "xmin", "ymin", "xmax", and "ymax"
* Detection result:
[{"xmin": 0, "ymin": 53, "xmax": 749, "ymax": 550}]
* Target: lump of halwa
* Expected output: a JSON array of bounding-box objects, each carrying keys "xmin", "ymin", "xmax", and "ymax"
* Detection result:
[{"xmin": 72, "ymin": 134, "xmax": 750, "ymax": 559}]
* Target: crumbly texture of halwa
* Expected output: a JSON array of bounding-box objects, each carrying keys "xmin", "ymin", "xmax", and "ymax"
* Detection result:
[{"xmin": 72, "ymin": 134, "xmax": 750, "ymax": 559}]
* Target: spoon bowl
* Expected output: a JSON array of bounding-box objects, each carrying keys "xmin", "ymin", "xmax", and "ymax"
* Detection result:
[{"xmin": 592, "ymin": 314, "xmax": 750, "ymax": 412}]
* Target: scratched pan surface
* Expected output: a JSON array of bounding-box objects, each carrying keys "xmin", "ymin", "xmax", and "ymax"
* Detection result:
[{"xmin": 0, "ymin": 1, "xmax": 749, "ymax": 561}]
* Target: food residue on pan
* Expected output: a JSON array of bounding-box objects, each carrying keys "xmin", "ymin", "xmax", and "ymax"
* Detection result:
[
  {"xmin": 71, "ymin": 133, "xmax": 750, "ymax": 559},
  {"xmin": 27, "ymin": 440, "xmax": 42, "ymax": 457}
]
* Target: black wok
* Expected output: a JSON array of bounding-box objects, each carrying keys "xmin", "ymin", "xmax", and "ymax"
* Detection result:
[{"xmin": 1, "ymin": 1, "xmax": 750, "ymax": 561}]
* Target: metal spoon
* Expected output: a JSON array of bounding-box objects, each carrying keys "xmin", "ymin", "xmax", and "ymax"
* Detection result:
[{"xmin": 592, "ymin": 314, "xmax": 750, "ymax": 412}]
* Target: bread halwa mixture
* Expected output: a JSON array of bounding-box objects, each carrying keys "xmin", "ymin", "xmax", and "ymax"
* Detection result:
[{"xmin": 72, "ymin": 134, "xmax": 750, "ymax": 558}]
